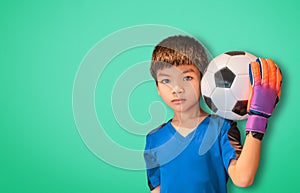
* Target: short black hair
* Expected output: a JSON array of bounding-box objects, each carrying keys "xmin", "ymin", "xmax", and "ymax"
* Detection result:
[{"xmin": 150, "ymin": 35, "xmax": 209, "ymax": 81}]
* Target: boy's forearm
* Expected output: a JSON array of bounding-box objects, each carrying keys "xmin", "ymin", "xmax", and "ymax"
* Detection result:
[
  {"xmin": 228, "ymin": 134, "xmax": 261, "ymax": 187},
  {"xmin": 151, "ymin": 185, "xmax": 160, "ymax": 193}
]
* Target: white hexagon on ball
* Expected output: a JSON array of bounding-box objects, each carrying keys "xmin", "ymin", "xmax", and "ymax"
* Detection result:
[
  {"xmin": 206, "ymin": 53, "xmax": 230, "ymax": 73},
  {"xmin": 211, "ymin": 88, "xmax": 236, "ymax": 112},
  {"xmin": 231, "ymin": 75, "xmax": 250, "ymax": 100}
]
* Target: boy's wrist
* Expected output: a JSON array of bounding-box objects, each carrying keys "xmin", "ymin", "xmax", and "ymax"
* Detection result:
[
  {"xmin": 246, "ymin": 131, "xmax": 264, "ymax": 141},
  {"xmin": 246, "ymin": 115, "xmax": 268, "ymax": 134}
]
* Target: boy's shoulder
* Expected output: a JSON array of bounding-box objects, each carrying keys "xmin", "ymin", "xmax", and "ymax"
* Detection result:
[
  {"xmin": 147, "ymin": 120, "xmax": 170, "ymax": 137},
  {"xmin": 203, "ymin": 115, "xmax": 237, "ymax": 137},
  {"xmin": 145, "ymin": 120, "xmax": 174, "ymax": 148}
]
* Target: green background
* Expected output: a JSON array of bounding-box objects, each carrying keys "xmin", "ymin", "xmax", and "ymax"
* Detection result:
[{"xmin": 1, "ymin": 0, "xmax": 299, "ymax": 192}]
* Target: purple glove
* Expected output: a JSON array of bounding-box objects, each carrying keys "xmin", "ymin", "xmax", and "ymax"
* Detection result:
[{"xmin": 246, "ymin": 58, "xmax": 282, "ymax": 134}]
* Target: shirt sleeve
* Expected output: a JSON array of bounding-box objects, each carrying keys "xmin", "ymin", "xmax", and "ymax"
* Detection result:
[
  {"xmin": 144, "ymin": 135, "xmax": 160, "ymax": 190},
  {"xmin": 220, "ymin": 120, "xmax": 243, "ymax": 171}
]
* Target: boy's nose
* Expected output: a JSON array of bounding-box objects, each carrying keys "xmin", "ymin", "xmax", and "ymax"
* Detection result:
[{"xmin": 172, "ymin": 85, "xmax": 184, "ymax": 94}]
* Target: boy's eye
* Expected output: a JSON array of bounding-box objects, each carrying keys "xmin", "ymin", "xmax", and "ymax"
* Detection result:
[
  {"xmin": 160, "ymin": 79, "xmax": 170, "ymax": 84},
  {"xmin": 183, "ymin": 76, "xmax": 193, "ymax": 81}
]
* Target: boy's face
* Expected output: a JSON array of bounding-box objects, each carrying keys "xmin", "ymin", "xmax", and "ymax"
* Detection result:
[{"xmin": 156, "ymin": 64, "xmax": 201, "ymax": 113}]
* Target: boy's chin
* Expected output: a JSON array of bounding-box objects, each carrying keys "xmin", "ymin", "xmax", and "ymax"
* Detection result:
[
  {"xmin": 169, "ymin": 103, "xmax": 201, "ymax": 113},
  {"xmin": 170, "ymin": 106, "xmax": 191, "ymax": 113}
]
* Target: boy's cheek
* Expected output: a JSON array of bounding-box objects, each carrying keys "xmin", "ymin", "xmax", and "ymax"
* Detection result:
[{"xmin": 157, "ymin": 85, "xmax": 167, "ymax": 96}]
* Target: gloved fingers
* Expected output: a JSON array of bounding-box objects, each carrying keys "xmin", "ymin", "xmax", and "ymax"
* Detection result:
[
  {"xmin": 249, "ymin": 61, "xmax": 261, "ymax": 86},
  {"xmin": 276, "ymin": 65, "xmax": 282, "ymax": 99},
  {"xmin": 257, "ymin": 58, "xmax": 269, "ymax": 86},
  {"xmin": 247, "ymin": 85, "xmax": 253, "ymax": 111},
  {"xmin": 267, "ymin": 58, "xmax": 282, "ymax": 99},
  {"xmin": 266, "ymin": 58, "xmax": 277, "ymax": 90}
]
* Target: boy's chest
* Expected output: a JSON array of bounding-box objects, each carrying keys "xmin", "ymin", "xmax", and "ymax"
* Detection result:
[{"xmin": 155, "ymin": 134, "xmax": 222, "ymax": 168}]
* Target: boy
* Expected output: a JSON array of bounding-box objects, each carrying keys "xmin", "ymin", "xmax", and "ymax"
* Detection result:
[{"xmin": 144, "ymin": 35, "xmax": 282, "ymax": 193}]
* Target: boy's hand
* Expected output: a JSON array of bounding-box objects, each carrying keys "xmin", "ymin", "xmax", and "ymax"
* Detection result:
[{"xmin": 246, "ymin": 58, "xmax": 282, "ymax": 134}]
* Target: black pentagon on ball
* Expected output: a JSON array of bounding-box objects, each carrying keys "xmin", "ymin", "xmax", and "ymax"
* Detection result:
[
  {"xmin": 232, "ymin": 100, "xmax": 248, "ymax": 116},
  {"xmin": 214, "ymin": 67, "xmax": 236, "ymax": 88},
  {"xmin": 224, "ymin": 51, "xmax": 246, "ymax": 56},
  {"xmin": 203, "ymin": 95, "xmax": 218, "ymax": 113}
]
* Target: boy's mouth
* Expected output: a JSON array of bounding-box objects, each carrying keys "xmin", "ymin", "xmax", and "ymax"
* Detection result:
[{"xmin": 171, "ymin": 99, "xmax": 186, "ymax": 104}]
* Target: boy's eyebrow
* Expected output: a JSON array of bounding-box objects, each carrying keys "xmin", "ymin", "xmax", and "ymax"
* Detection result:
[
  {"xmin": 157, "ymin": 68, "xmax": 196, "ymax": 77},
  {"xmin": 182, "ymin": 69, "xmax": 196, "ymax": 74},
  {"xmin": 157, "ymin": 73, "xmax": 171, "ymax": 77}
]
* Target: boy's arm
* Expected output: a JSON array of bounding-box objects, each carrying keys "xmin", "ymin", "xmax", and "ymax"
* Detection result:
[
  {"xmin": 150, "ymin": 185, "xmax": 160, "ymax": 193},
  {"xmin": 144, "ymin": 135, "xmax": 161, "ymax": 192},
  {"xmin": 228, "ymin": 134, "xmax": 261, "ymax": 187},
  {"xmin": 229, "ymin": 58, "xmax": 282, "ymax": 187}
]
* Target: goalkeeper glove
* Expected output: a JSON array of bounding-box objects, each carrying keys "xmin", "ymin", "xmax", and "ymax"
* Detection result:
[{"xmin": 246, "ymin": 58, "xmax": 282, "ymax": 139}]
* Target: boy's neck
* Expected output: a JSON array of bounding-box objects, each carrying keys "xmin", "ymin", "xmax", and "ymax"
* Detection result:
[{"xmin": 172, "ymin": 108, "xmax": 208, "ymax": 130}]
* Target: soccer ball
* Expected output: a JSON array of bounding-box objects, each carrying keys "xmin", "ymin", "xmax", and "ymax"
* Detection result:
[{"xmin": 201, "ymin": 51, "xmax": 257, "ymax": 120}]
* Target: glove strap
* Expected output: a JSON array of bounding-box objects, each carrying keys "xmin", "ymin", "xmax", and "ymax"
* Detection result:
[
  {"xmin": 246, "ymin": 115, "xmax": 268, "ymax": 133},
  {"xmin": 246, "ymin": 131, "xmax": 264, "ymax": 141}
]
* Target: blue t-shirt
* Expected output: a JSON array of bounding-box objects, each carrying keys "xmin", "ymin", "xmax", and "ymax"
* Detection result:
[{"xmin": 144, "ymin": 115, "xmax": 242, "ymax": 193}]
